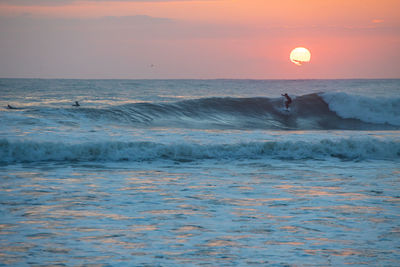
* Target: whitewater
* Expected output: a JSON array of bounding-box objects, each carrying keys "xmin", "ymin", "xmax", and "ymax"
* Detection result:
[{"xmin": 0, "ymin": 79, "xmax": 399, "ymax": 266}]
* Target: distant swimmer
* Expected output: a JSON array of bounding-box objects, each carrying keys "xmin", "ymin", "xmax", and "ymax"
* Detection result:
[
  {"xmin": 7, "ymin": 104, "xmax": 16, "ymax": 109},
  {"xmin": 72, "ymin": 101, "xmax": 80, "ymax": 107},
  {"xmin": 281, "ymin": 93, "xmax": 292, "ymax": 110}
]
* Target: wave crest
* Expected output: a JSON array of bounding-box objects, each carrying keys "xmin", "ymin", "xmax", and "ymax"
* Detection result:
[
  {"xmin": 1, "ymin": 138, "xmax": 399, "ymax": 163},
  {"xmin": 321, "ymin": 92, "xmax": 400, "ymax": 126},
  {"xmin": 4, "ymin": 93, "xmax": 400, "ymax": 130}
]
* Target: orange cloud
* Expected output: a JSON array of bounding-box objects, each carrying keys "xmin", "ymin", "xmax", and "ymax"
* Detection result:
[{"xmin": 372, "ymin": 19, "xmax": 384, "ymax": 24}]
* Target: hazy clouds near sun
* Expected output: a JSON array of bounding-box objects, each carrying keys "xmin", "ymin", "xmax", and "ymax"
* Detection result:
[
  {"xmin": 0, "ymin": 0, "xmax": 206, "ymax": 5},
  {"xmin": 0, "ymin": 0, "xmax": 399, "ymax": 79}
]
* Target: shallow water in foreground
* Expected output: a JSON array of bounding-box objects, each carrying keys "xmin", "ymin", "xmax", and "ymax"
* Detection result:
[{"xmin": 1, "ymin": 159, "xmax": 399, "ymax": 266}]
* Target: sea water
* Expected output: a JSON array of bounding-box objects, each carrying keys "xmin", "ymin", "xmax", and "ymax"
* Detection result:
[{"xmin": 0, "ymin": 79, "xmax": 399, "ymax": 266}]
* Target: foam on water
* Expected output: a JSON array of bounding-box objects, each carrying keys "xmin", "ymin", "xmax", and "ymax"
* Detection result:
[
  {"xmin": 321, "ymin": 92, "xmax": 400, "ymax": 126},
  {"xmin": 1, "ymin": 137, "xmax": 399, "ymax": 163},
  {"xmin": 1, "ymin": 79, "xmax": 400, "ymax": 266}
]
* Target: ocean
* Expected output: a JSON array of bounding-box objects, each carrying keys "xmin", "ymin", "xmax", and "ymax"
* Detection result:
[{"xmin": 0, "ymin": 78, "xmax": 399, "ymax": 266}]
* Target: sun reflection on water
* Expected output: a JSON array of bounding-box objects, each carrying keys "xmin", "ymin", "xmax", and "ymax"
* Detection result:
[{"xmin": 0, "ymin": 161, "xmax": 399, "ymax": 266}]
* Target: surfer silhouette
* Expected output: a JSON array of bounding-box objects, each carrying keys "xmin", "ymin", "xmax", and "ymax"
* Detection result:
[
  {"xmin": 281, "ymin": 93, "xmax": 292, "ymax": 110},
  {"xmin": 7, "ymin": 104, "xmax": 16, "ymax": 109},
  {"xmin": 72, "ymin": 101, "xmax": 80, "ymax": 107}
]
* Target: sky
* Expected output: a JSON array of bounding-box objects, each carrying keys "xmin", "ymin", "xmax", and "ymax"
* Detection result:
[{"xmin": 0, "ymin": 0, "xmax": 399, "ymax": 79}]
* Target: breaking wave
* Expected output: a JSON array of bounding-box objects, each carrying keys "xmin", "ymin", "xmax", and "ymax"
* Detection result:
[
  {"xmin": 5, "ymin": 93, "xmax": 400, "ymax": 130},
  {"xmin": 321, "ymin": 92, "xmax": 400, "ymax": 126},
  {"xmin": 1, "ymin": 138, "xmax": 399, "ymax": 163}
]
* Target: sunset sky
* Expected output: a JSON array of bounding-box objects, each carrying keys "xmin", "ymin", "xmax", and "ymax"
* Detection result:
[{"xmin": 0, "ymin": 0, "xmax": 399, "ymax": 79}]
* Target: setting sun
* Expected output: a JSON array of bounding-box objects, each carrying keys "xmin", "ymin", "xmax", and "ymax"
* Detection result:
[{"xmin": 290, "ymin": 47, "xmax": 311, "ymax": 66}]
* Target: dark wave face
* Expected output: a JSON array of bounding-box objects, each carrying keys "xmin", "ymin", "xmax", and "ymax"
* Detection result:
[{"xmin": 9, "ymin": 93, "xmax": 400, "ymax": 130}]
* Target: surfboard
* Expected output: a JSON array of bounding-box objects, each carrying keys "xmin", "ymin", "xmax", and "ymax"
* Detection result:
[{"xmin": 275, "ymin": 105, "xmax": 290, "ymax": 114}]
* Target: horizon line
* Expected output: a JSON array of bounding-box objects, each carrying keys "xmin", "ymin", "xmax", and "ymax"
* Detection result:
[{"xmin": 1, "ymin": 77, "xmax": 399, "ymax": 81}]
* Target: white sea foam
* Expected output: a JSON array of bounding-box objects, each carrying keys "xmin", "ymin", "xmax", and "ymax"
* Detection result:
[
  {"xmin": 321, "ymin": 92, "xmax": 400, "ymax": 126},
  {"xmin": 1, "ymin": 137, "xmax": 399, "ymax": 163}
]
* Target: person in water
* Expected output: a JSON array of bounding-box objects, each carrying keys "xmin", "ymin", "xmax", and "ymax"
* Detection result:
[
  {"xmin": 7, "ymin": 104, "xmax": 15, "ymax": 109},
  {"xmin": 281, "ymin": 93, "xmax": 292, "ymax": 110},
  {"xmin": 72, "ymin": 101, "xmax": 80, "ymax": 107}
]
